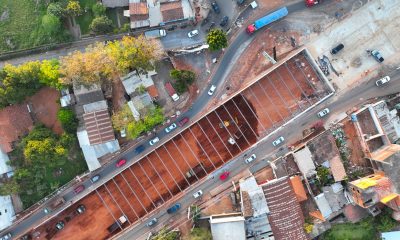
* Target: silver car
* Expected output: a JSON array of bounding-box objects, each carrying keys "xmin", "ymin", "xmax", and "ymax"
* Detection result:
[
  {"xmin": 244, "ymin": 154, "xmax": 257, "ymax": 164},
  {"xmin": 193, "ymin": 190, "xmax": 203, "ymax": 198},
  {"xmin": 208, "ymin": 85, "xmax": 217, "ymax": 96},
  {"xmin": 165, "ymin": 123, "xmax": 177, "ymax": 133},
  {"xmin": 375, "ymin": 76, "xmax": 390, "ymax": 87},
  {"xmin": 317, "ymin": 108, "xmax": 330, "ymax": 118},
  {"xmin": 272, "ymin": 136, "xmax": 285, "ymax": 147},
  {"xmin": 146, "ymin": 218, "xmax": 158, "ymax": 227},
  {"xmin": 149, "ymin": 137, "xmax": 160, "ymax": 146}
]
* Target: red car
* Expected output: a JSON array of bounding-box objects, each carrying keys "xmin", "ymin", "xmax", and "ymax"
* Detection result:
[
  {"xmin": 178, "ymin": 117, "xmax": 189, "ymax": 127},
  {"xmin": 219, "ymin": 171, "xmax": 230, "ymax": 181},
  {"xmin": 74, "ymin": 185, "xmax": 85, "ymax": 194},
  {"xmin": 116, "ymin": 159, "xmax": 127, "ymax": 168}
]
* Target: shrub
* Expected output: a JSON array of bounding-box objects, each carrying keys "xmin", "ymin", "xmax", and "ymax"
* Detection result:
[
  {"xmin": 57, "ymin": 108, "xmax": 78, "ymax": 133},
  {"xmin": 92, "ymin": 3, "xmax": 106, "ymax": 17},
  {"xmin": 90, "ymin": 16, "xmax": 113, "ymax": 34}
]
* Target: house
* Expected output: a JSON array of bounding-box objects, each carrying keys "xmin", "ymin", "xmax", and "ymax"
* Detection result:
[
  {"xmin": 0, "ymin": 104, "xmax": 34, "ymax": 153},
  {"xmin": 124, "ymin": 0, "xmax": 150, "ymax": 29},
  {"xmin": 102, "ymin": 0, "xmax": 129, "ymax": 8},
  {"xmin": 127, "ymin": 93, "xmax": 154, "ymax": 121},
  {"xmin": 121, "ymin": 70, "xmax": 158, "ymax": 97},
  {"xmin": 293, "ymin": 146, "xmax": 316, "ymax": 178},
  {"xmin": 160, "ymin": 1, "xmax": 184, "ymax": 23},
  {"xmin": 209, "ymin": 213, "xmax": 246, "ymax": 240},
  {"xmin": 261, "ymin": 177, "xmax": 308, "ymax": 240}
]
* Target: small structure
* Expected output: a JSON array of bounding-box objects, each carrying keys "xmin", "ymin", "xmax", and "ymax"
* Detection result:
[
  {"xmin": 293, "ymin": 146, "xmax": 316, "ymax": 178},
  {"xmin": 0, "ymin": 195, "xmax": 15, "ymax": 231},
  {"xmin": 124, "ymin": 1, "xmax": 150, "ymax": 29},
  {"xmin": 314, "ymin": 193, "xmax": 333, "ymax": 220},
  {"xmin": 261, "ymin": 177, "xmax": 308, "ymax": 240},
  {"xmin": 102, "ymin": 0, "xmax": 129, "ymax": 8},
  {"xmin": 60, "ymin": 88, "xmax": 76, "ymax": 107},
  {"xmin": 209, "ymin": 213, "xmax": 246, "ymax": 240},
  {"xmin": 121, "ymin": 70, "xmax": 158, "ymax": 96}
]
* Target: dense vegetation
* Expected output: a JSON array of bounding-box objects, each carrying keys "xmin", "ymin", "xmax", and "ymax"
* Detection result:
[{"xmin": 170, "ymin": 69, "xmax": 196, "ymax": 94}]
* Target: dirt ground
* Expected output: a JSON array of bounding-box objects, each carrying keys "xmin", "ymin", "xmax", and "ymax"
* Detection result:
[
  {"xmin": 253, "ymin": 166, "xmax": 275, "ymax": 185},
  {"xmin": 27, "ymin": 87, "xmax": 63, "ymax": 135},
  {"xmin": 202, "ymin": 194, "xmax": 235, "ymax": 216},
  {"xmin": 342, "ymin": 120, "xmax": 370, "ymax": 167}
]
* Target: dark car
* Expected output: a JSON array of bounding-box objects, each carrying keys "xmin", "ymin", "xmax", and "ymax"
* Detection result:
[
  {"xmin": 211, "ymin": 2, "xmax": 221, "ymax": 14},
  {"xmin": 237, "ymin": 0, "xmax": 245, "ymax": 5},
  {"xmin": 76, "ymin": 204, "xmax": 86, "ymax": 214},
  {"xmin": 330, "ymin": 43, "xmax": 344, "ymax": 54},
  {"xmin": 74, "ymin": 185, "xmax": 85, "ymax": 194},
  {"xmin": 167, "ymin": 203, "xmax": 181, "ymax": 214},
  {"xmin": 135, "ymin": 145, "xmax": 145, "ymax": 154},
  {"xmin": 220, "ymin": 16, "xmax": 229, "ymax": 27},
  {"xmin": 178, "ymin": 117, "xmax": 189, "ymax": 127},
  {"xmin": 371, "ymin": 50, "xmax": 384, "ymax": 63}
]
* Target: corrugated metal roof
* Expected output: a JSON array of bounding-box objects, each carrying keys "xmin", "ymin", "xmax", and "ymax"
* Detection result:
[
  {"xmin": 329, "ymin": 156, "xmax": 347, "ymax": 182},
  {"xmin": 314, "ymin": 193, "xmax": 333, "ymax": 219},
  {"xmin": 83, "ymin": 109, "xmax": 115, "ymax": 145}
]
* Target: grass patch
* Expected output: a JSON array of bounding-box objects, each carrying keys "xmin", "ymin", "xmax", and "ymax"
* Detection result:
[
  {"xmin": 0, "ymin": 0, "xmax": 46, "ymax": 52},
  {"xmin": 321, "ymin": 220, "xmax": 376, "ymax": 240}
]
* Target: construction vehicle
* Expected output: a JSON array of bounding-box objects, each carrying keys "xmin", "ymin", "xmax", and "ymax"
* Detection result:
[
  {"xmin": 305, "ymin": 0, "xmax": 321, "ymax": 7},
  {"xmin": 246, "ymin": 7, "xmax": 288, "ymax": 34},
  {"xmin": 108, "ymin": 215, "xmax": 128, "ymax": 233}
]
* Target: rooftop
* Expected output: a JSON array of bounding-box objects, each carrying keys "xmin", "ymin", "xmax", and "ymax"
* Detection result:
[
  {"xmin": 0, "ymin": 148, "xmax": 12, "ymax": 175},
  {"xmin": 0, "ymin": 104, "xmax": 34, "ymax": 153},
  {"xmin": 293, "ymin": 147, "xmax": 316, "ymax": 177},
  {"xmin": 329, "ymin": 156, "xmax": 347, "ymax": 182},
  {"xmin": 239, "ymin": 176, "xmax": 269, "ymax": 217},
  {"xmin": 102, "ymin": 0, "xmax": 129, "ymax": 8},
  {"xmin": 129, "ymin": 2, "xmax": 149, "ymax": 15},
  {"xmin": 82, "ymin": 102, "xmax": 115, "ymax": 145},
  {"xmin": 210, "ymin": 213, "xmax": 246, "ymax": 240},
  {"xmin": 160, "ymin": 1, "xmax": 184, "ymax": 22},
  {"xmin": 370, "ymin": 144, "xmax": 400, "ymax": 162},
  {"xmin": 308, "ymin": 130, "xmax": 340, "ymax": 166},
  {"xmin": 0, "ymin": 195, "xmax": 15, "ymax": 231},
  {"xmin": 261, "ymin": 177, "xmax": 307, "ymax": 240},
  {"xmin": 314, "ymin": 193, "xmax": 333, "ymax": 220},
  {"xmin": 289, "ymin": 176, "xmax": 307, "ymax": 202},
  {"xmin": 270, "ymin": 154, "xmax": 300, "ymax": 178}
]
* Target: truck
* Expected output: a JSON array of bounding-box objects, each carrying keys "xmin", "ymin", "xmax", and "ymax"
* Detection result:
[
  {"xmin": 246, "ymin": 7, "xmax": 288, "ymax": 34},
  {"xmin": 305, "ymin": 0, "xmax": 321, "ymax": 7},
  {"xmin": 144, "ymin": 29, "xmax": 167, "ymax": 39},
  {"xmin": 107, "ymin": 215, "xmax": 128, "ymax": 233},
  {"xmin": 165, "ymin": 82, "xmax": 180, "ymax": 101}
]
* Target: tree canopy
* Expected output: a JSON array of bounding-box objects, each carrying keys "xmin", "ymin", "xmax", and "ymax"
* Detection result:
[
  {"xmin": 126, "ymin": 107, "xmax": 165, "ymax": 139},
  {"xmin": 206, "ymin": 29, "xmax": 228, "ymax": 51},
  {"xmin": 57, "ymin": 108, "xmax": 78, "ymax": 134},
  {"xmin": 170, "ymin": 69, "xmax": 195, "ymax": 94},
  {"xmin": 90, "ymin": 16, "xmax": 113, "ymax": 34},
  {"xmin": 66, "ymin": 1, "xmax": 83, "ymax": 17}
]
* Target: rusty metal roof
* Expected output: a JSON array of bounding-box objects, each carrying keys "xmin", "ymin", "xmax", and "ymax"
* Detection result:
[{"xmin": 83, "ymin": 109, "xmax": 115, "ymax": 145}]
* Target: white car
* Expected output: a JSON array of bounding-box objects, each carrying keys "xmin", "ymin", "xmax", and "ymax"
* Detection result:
[
  {"xmin": 120, "ymin": 128, "xmax": 126, "ymax": 137},
  {"xmin": 149, "ymin": 137, "xmax": 160, "ymax": 146},
  {"xmin": 317, "ymin": 108, "xmax": 330, "ymax": 118},
  {"xmin": 193, "ymin": 190, "xmax": 203, "ymax": 198},
  {"xmin": 272, "ymin": 136, "xmax": 284, "ymax": 147},
  {"xmin": 375, "ymin": 76, "xmax": 390, "ymax": 87},
  {"xmin": 165, "ymin": 123, "xmax": 177, "ymax": 133},
  {"xmin": 188, "ymin": 30, "xmax": 199, "ymax": 38},
  {"xmin": 244, "ymin": 154, "xmax": 257, "ymax": 164},
  {"xmin": 208, "ymin": 85, "xmax": 217, "ymax": 96}
]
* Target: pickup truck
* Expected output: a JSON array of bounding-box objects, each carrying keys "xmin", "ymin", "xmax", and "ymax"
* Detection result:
[
  {"xmin": 165, "ymin": 82, "xmax": 180, "ymax": 101},
  {"xmin": 108, "ymin": 215, "xmax": 128, "ymax": 233},
  {"xmin": 144, "ymin": 29, "xmax": 167, "ymax": 39}
]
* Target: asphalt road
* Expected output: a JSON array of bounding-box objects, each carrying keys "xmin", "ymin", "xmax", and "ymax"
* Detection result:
[
  {"xmin": 0, "ymin": 0, "xmax": 356, "ymax": 238},
  {"xmin": 121, "ymin": 69, "xmax": 400, "ymax": 240}
]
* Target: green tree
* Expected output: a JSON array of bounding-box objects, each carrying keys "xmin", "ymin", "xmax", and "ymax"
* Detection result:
[
  {"xmin": 316, "ymin": 166, "xmax": 331, "ymax": 186},
  {"xmin": 106, "ymin": 36, "xmax": 163, "ymax": 75},
  {"xmin": 0, "ymin": 179, "xmax": 20, "ymax": 196},
  {"xmin": 92, "ymin": 3, "xmax": 106, "ymax": 17},
  {"xmin": 66, "ymin": 0, "xmax": 82, "ymax": 17},
  {"xmin": 151, "ymin": 228, "xmax": 179, "ymax": 240},
  {"xmin": 189, "ymin": 228, "xmax": 212, "ymax": 240},
  {"xmin": 136, "ymin": 84, "xmax": 147, "ymax": 94},
  {"xmin": 39, "ymin": 59, "xmax": 62, "ymax": 89},
  {"xmin": 57, "ymin": 108, "xmax": 78, "ymax": 133},
  {"xmin": 41, "ymin": 14, "xmax": 62, "ymax": 36},
  {"xmin": 375, "ymin": 208, "xmax": 397, "ymax": 232},
  {"xmin": 206, "ymin": 29, "xmax": 228, "ymax": 51},
  {"xmin": 112, "ymin": 104, "xmax": 135, "ymax": 131},
  {"xmin": 170, "ymin": 69, "xmax": 196, "ymax": 94},
  {"xmin": 90, "ymin": 16, "xmax": 113, "ymax": 34},
  {"xmin": 47, "ymin": 2, "xmax": 66, "ymax": 18}
]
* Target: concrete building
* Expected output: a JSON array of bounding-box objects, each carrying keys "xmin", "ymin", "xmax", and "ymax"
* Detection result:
[{"xmin": 210, "ymin": 213, "xmax": 246, "ymax": 240}]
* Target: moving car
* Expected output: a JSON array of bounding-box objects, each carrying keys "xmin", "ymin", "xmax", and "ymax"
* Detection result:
[
  {"xmin": 167, "ymin": 203, "xmax": 181, "ymax": 214},
  {"xmin": 146, "ymin": 218, "xmax": 158, "ymax": 227},
  {"xmin": 244, "ymin": 154, "xmax": 257, "ymax": 164},
  {"xmin": 135, "ymin": 145, "xmax": 145, "ymax": 154},
  {"xmin": 193, "ymin": 190, "xmax": 203, "ymax": 198},
  {"xmin": 149, "ymin": 137, "xmax": 160, "ymax": 146},
  {"xmin": 178, "ymin": 117, "xmax": 190, "ymax": 127},
  {"xmin": 376, "ymin": 76, "xmax": 390, "ymax": 87},
  {"xmin": 74, "ymin": 185, "xmax": 85, "ymax": 194},
  {"xmin": 330, "ymin": 43, "xmax": 344, "ymax": 54},
  {"xmin": 220, "ymin": 16, "xmax": 229, "ymax": 27},
  {"xmin": 90, "ymin": 174, "xmax": 100, "ymax": 183},
  {"xmin": 272, "ymin": 136, "xmax": 285, "ymax": 147},
  {"xmin": 317, "ymin": 108, "xmax": 330, "ymax": 118},
  {"xmin": 188, "ymin": 30, "xmax": 199, "ymax": 38},
  {"xmin": 219, "ymin": 171, "xmax": 230, "ymax": 180},
  {"xmin": 76, "ymin": 204, "xmax": 86, "ymax": 214},
  {"xmin": 165, "ymin": 123, "xmax": 177, "ymax": 133},
  {"xmin": 208, "ymin": 85, "xmax": 217, "ymax": 96},
  {"xmin": 211, "ymin": 1, "xmax": 221, "ymax": 14},
  {"xmin": 116, "ymin": 159, "xmax": 127, "ymax": 168},
  {"xmin": 56, "ymin": 221, "xmax": 65, "ymax": 230}
]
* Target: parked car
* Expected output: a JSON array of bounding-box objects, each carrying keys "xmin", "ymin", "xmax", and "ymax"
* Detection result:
[
  {"xmin": 178, "ymin": 117, "xmax": 189, "ymax": 127},
  {"xmin": 120, "ymin": 128, "xmax": 126, "ymax": 138},
  {"xmin": 272, "ymin": 136, "xmax": 285, "ymax": 147},
  {"xmin": 44, "ymin": 208, "xmax": 51, "ymax": 214},
  {"xmin": 211, "ymin": 1, "xmax": 221, "ymax": 14},
  {"xmin": 317, "ymin": 108, "xmax": 330, "ymax": 118},
  {"xmin": 220, "ymin": 16, "xmax": 229, "ymax": 27},
  {"xmin": 193, "ymin": 190, "xmax": 203, "ymax": 198},
  {"xmin": 74, "ymin": 185, "xmax": 85, "ymax": 194},
  {"xmin": 135, "ymin": 145, "xmax": 145, "ymax": 154},
  {"xmin": 330, "ymin": 43, "xmax": 344, "ymax": 54},
  {"xmin": 165, "ymin": 123, "xmax": 177, "ymax": 133},
  {"xmin": 90, "ymin": 174, "xmax": 100, "ymax": 183},
  {"xmin": 0, "ymin": 233, "xmax": 11, "ymax": 240},
  {"xmin": 237, "ymin": 0, "xmax": 246, "ymax": 5},
  {"xmin": 219, "ymin": 171, "xmax": 230, "ymax": 180},
  {"xmin": 208, "ymin": 85, "xmax": 217, "ymax": 96},
  {"xmin": 376, "ymin": 76, "xmax": 390, "ymax": 87},
  {"xmin": 207, "ymin": 22, "xmax": 216, "ymax": 32},
  {"xmin": 244, "ymin": 154, "xmax": 256, "ymax": 164},
  {"xmin": 167, "ymin": 203, "xmax": 181, "ymax": 214},
  {"xmin": 55, "ymin": 221, "xmax": 65, "ymax": 230},
  {"xmin": 371, "ymin": 50, "xmax": 384, "ymax": 62},
  {"xmin": 146, "ymin": 218, "xmax": 158, "ymax": 227},
  {"xmin": 188, "ymin": 29, "xmax": 199, "ymax": 38},
  {"xmin": 116, "ymin": 159, "xmax": 127, "ymax": 168},
  {"xmin": 149, "ymin": 137, "xmax": 160, "ymax": 146},
  {"xmin": 76, "ymin": 204, "xmax": 86, "ymax": 214}
]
